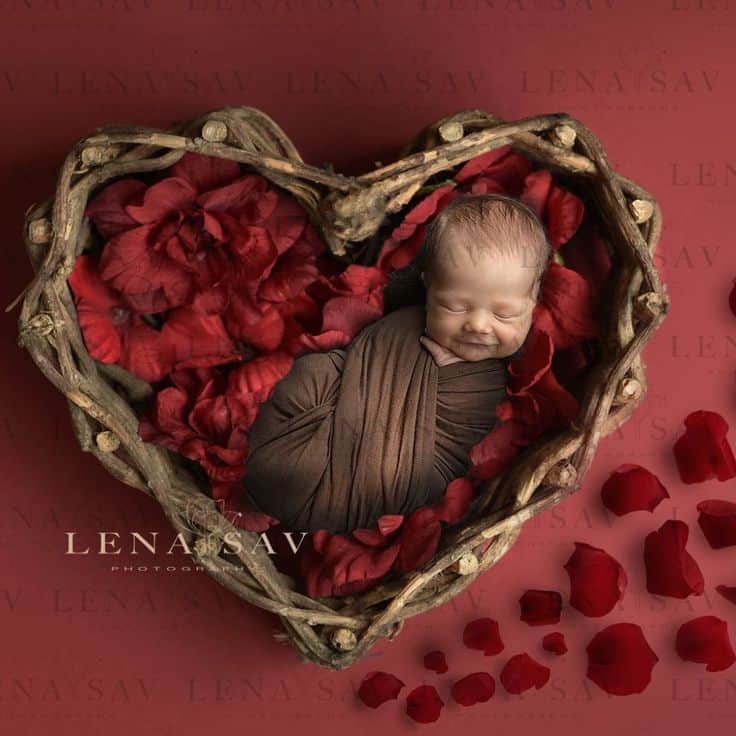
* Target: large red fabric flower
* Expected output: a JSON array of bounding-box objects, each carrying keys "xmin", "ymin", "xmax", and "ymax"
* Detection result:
[
  {"xmin": 521, "ymin": 168, "xmax": 585, "ymax": 249},
  {"xmin": 564, "ymin": 542, "xmax": 627, "ymax": 617},
  {"xmin": 67, "ymin": 255, "xmax": 173, "ymax": 382},
  {"xmin": 644, "ymin": 520, "xmax": 704, "ymax": 598},
  {"xmin": 673, "ymin": 410, "xmax": 736, "ymax": 483},
  {"xmin": 586, "ymin": 623, "xmax": 658, "ymax": 695}
]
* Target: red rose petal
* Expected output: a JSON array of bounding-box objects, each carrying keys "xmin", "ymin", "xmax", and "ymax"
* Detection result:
[
  {"xmin": 542, "ymin": 632, "xmax": 568, "ymax": 655},
  {"xmin": 564, "ymin": 542, "xmax": 627, "ymax": 616},
  {"xmin": 644, "ymin": 520, "xmax": 704, "ymax": 599},
  {"xmin": 395, "ymin": 508, "xmax": 441, "ymax": 573},
  {"xmin": 716, "ymin": 585, "xmax": 736, "ymax": 606},
  {"xmin": 423, "ymin": 650, "xmax": 448, "ymax": 674},
  {"xmin": 451, "ymin": 673, "xmax": 495, "ymax": 706},
  {"xmin": 358, "ymin": 671, "xmax": 405, "ymax": 709},
  {"xmin": 697, "ymin": 499, "xmax": 736, "ymax": 549},
  {"xmin": 729, "ymin": 278, "xmax": 736, "ymax": 318},
  {"xmin": 406, "ymin": 685, "xmax": 444, "ymax": 724},
  {"xmin": 463, "ymin": 618, "xmax": 504, "ymax": 656},
  {"xmin": 519, "ymin": 590, "xmax": 562, "ymax": 626},
  {"xmin": 586, "ymin": 623, "xmax": 658, "ymax": 695},
  {"xmin": 676, "ymin": 616, "xmax": 736, "ymax": 672},
  {"xmin": 673, "ymin": 410, "xmax": 736, "ymax": 483},
  {"xmin": 500, "ymin": 653, "xmax": 550, "ymax": 694},
  {"xmin": 431, "ymin": 476, "xmax": 474, "ymax": 524},
  {"xmin": 600, "ymin": 464, "xmax": 670, "ymax": 516}
]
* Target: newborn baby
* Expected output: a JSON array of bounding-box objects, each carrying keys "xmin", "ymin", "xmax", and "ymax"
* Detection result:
[{"xmin": 241, "ymin": 193, "xmax": 551, "ymax": 534}]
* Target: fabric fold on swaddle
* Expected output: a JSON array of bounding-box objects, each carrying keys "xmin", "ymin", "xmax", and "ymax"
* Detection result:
[{"xmin": 242, "ymin": 305, "xmax": 508, "ymax": 533}]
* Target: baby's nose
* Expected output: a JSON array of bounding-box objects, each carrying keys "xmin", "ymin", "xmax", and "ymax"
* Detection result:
[{"xmin": 464, "ymin": 311, "xmax": 493, "ymax": 334}]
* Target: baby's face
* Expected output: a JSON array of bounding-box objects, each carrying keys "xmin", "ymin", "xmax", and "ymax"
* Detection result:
[{"xmin": 422, "ymin": 242, "xmax": 538, "ymax": 361}]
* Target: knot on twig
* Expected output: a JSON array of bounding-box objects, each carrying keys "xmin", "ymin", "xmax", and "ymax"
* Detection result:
[
  {"xmin": 547, "ymin": 124, "xmax": 576, "ymax": 149},
  {"xmin": 543, "ymin": 461, "xmax": 578, "ymax": 488},
  {"xmin": 629, "ymin": 198, "xmax": 654, "ymax": 224},
  {"xmin": 615, "ymin": 376, "xmax": 643, "ymax": 405},
  {"xmin": 327, "ymin": 627, "xmax": 358, "ymax": 652},
  {"xmin": 95, "ymin": 430, "xmax": 120, "ymax": 453},
  {"xmin": 80, "ymin": 144, "xmax": 124, "ymax": 168},
  {"xmin": 18, "ymin": 312, "xmax": 61, "ymax": 348},
  {"xmin": 201, "ymin": 120, "xmax": 228, "ymax": 143},
  {"xmin": 450, "ymin": 551, "xmax": 479, "ymax": 576},
  {"xmin": 28, "ymin": 218, "xmax": 53, "ymax": 244},
  {"xmin": 633, "ymin": 291, "xmax": 666, "ymax": 322}
]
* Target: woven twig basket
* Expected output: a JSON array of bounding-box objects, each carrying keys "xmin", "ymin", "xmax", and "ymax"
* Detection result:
[{"xmin": 10, "ymin": 106, "xmax": 667, "ymax": 670}]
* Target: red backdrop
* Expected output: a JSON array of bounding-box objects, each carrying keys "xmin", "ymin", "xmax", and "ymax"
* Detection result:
[{"xmin": 2, "ymin": 2, "xmax": 735, "ymax": 734}]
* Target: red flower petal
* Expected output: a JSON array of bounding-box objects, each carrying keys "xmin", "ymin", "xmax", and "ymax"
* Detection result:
[
  {"xmin": 161, "ymin": 307, "xmax": 240, "ymax": 370},
  {"xmin": 406, "ymin": 685, "xmax": 443, "ymax": 724},
  {"xmin": 423, "ymin": 650, "xmax": 448, "ymax": 674},
  {"xmin": 358, "ymin": 671, "xmax": 405, "ymax": 709},
  {"xmin": 644, "ymin": 520, "xmax": 705, "ymax": 598},
  {"xmin": 676, "ymin": 616, "xmax": 736, "ymax": 672},
  {"xmin": 85, "ymin": 178, "xmax": 147, "ymax": 239},
  {"xmin": 463, "ymin": 618, "xmax": 504, "ymax": 656},
  {"xmin": 451, "ymin": 673, "xmax": 495, "ymax": 706},
  {"xmin": 124, "ymin": 176, "xmax": 197, "ymax": 224},
  {"xmin": 673, "ymin": 410, "xmax": 736, "ymax": 483},
  {"xmin": 697, "ymin": 499, "xmax": 736, "ymax": 549},
  {"xmin": 542, "ymin": 632, "xmax": 568, "ymax": 655},
  {"xmin": 500, "ymin": 654, "xmax": 550, "ymax": 694},
  {"xmin": 600, "ymin": 464, "xmax": 670, "ymax": 516},
  {"xmin": 536, "ymin": 263, "xmax": 598, "ymax": 349},
  {"xmin": 170, "ymin": 151, "xmax": 241, "ymax": 194},
  {"xmin": 730, "ymin": 278, "xmax": 736, "ymax": 318},
  {"xmin": 716, "ymin": 585, "xmax": 736, "ymax": 606},
  {"xmin": 564, "ymin": 542, "xmax": 627, "ymax": 617},
  {"xmin": 395, "ymin": 508, "xmax": 441, "ymax": 573},
  {"xmin": 431, "ymin": 476, "xmax": 474, "ymax": 524},
  {"xmin": 586, "ymin": 623, "xmax": 658, "ymax": 695},
  {"xmin": 545, "ymin": 185, "xmax": 584, "ymax": 248},
  {"xmin": 519, "ymin": 590, "xmax": 562, "ymax": 626}
]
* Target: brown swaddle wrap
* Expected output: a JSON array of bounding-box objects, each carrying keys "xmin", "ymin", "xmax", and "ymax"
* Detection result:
[{"xmin": 242, "ymin": 305, "xmax": 508, "ymax": 533}]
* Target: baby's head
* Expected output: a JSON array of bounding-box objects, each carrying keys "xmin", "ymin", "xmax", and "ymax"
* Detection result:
[{"xmin": 418, "ymin": 193, "xmax": 551, "ymax": 361}]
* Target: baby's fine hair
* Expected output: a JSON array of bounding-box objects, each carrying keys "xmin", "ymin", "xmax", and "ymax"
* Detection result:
[{"xmin": 382, "ymin": 192, "xmax": 552, "ymax": 314}]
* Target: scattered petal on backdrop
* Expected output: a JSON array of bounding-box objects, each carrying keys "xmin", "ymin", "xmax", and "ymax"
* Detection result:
[
  {"xmin": 519, "ymin": 590, "xmax": 563, "ymax": 626},
  {"xmin": 564, "ymin": 542, "xmax": 627, "ymax": 616},
  {"xmin": 463, "ymin": 618, "xmax": 504, "ymax": 656},
  {"xmin": 586, "ymin": 623, "xmax": 659, "ymax": 696},
  {"xmin": 406, "ymin": 685, "xmax": 444, "ymax": 724},
  {"xmin": 675, "ymin": 616, "xmax": 736, "ymax": 672},
  {"xmin": 358, "ymin": 672, "xmax": 405, "ymax": 709},
  {"xmin": 673, "ymin": 410, "xmax": 736, "ymax": 483},
  {"xmin": 600, "ymin": 464, "xmax": 670, "ymax": 516},
  {"xmin": 644, "ymin": 520, "xmax": 705, "ymax": 599},
  {"xmin": 423, "ymin": 650, "xmax": 449, "ymax": 674},
  {"xmin": 451, "ymin": 673, "xmax": 495, "ymax": 706},
  {"xmin": 696, "ymin": 499, "xmax": 736, "ymax": 549},
  {"xmin": 500, "ymin": 654, "xmax": 551, "ymax": 694},
  {"xmin": 542, "ymin": 632, "xmax": 568, "ymax": 656}
]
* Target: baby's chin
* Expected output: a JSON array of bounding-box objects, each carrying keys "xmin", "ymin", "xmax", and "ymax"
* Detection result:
[{"xmin": 451, "ymin": 339, "xmax": 501, "ymax": 361}]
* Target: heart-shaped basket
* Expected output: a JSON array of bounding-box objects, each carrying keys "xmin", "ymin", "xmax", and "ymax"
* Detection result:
[{"xmin": 11, "ymin": 106, "xmax": 667, "ymax": 670}]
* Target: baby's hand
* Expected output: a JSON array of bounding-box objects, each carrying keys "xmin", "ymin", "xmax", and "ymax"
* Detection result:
[{"xmin": 419, "ymin": 335, "xmax": 465, "ymax": 367}]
